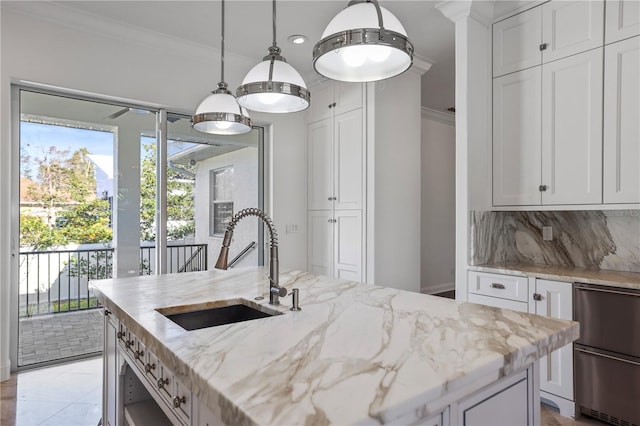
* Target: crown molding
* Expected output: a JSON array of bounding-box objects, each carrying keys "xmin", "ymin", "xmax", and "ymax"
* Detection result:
[
  {"xmin": 436, "ymin": 0, "xmax": 494, "ymax": 26},
  {"xmin": 410, "ymin": 54, "xmax": 434, "ymax": 76},
  {"xmin": 421, "ymin": 107, "xmax": 455, "ymax": 126},
  {"xmin": 2, "ymin": 1, "xmax": 256, "ymax": 69}
]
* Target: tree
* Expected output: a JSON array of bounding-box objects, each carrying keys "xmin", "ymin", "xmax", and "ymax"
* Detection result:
[
  {"xmin": 19, "ymin": 214, "xmax": 64, "ymax": 249},
  {"xmin": 140, "ymin": 142, "xmax": 195, "ymax": 241},
  {"xmin": 57, "ymin": 199, "xmax": 112, "ymax": 244}
]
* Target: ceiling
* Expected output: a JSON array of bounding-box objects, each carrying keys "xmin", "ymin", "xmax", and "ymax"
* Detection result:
[{"xmin": 53, "ymin": 1, "xmax": 456, "ymax": 113}]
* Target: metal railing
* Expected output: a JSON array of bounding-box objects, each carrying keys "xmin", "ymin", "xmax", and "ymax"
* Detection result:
[{"xmin": 19, "ymin": 243, "xmax": 208, "ymax": 317}]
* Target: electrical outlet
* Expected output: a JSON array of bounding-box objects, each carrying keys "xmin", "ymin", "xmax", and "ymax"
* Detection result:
[
  {"xmin": 542, "ymin": 226, "xmax": 553, "ymax": 241},
  {"xmin": 286, "ymin": 224, "xmax": 298, "ymax": 234}
]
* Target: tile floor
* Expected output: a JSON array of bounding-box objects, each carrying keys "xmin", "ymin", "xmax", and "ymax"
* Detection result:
[{"xmin": 1, "ymin": 357, "xmax": 102, "ymax": 426}]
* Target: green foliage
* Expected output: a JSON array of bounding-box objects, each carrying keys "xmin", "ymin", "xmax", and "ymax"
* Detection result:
[
  {"xmin": 68, "ymin": 250, "xmax": 113, "ymax": 280},
  {"xmin": 140, "ymin": 142, "xmax": 195, "ymax": 241},
  {"xmin": 20, "ymin": 214, "xmax": 64, "ymax": 249},
  {"xmin": 57, "ymin": 199, "xmax": 112, "ymax": 244}
]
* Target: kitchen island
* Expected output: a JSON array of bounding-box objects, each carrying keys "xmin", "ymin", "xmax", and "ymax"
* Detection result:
[{"xmin": 92, "ymin": 268, "xmax": 579, "ymax": 425}]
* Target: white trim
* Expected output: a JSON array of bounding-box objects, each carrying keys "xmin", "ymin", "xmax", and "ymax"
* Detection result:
[
  {"xmin": 436, "ymin": 1, "xmax": 494, "ymax": 26},
  {"xmin": 541, "ymin": 392, "xmax": 575, "ymax": 418},
  {"xmin": 421, "ymin": 282, "xmax": 455, "ymax": 295},
  {"xmin": 410, "ymin": 54, "xmax": 435, "ymax": 76},
  {"xmin": 493, "ymin": 1, "xmax": 546, "ymax": 24},
  {"xmin": 421, "ymin": 107, "xmax": 455, "ymax": 126}
]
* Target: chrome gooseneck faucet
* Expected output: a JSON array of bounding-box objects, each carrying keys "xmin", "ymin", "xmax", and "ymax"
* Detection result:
[{"xmin": 214, "ymin": 208, "xmax": 286, "ymax": 305}]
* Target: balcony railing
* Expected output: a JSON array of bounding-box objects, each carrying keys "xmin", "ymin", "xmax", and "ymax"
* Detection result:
[{"xmin": 19, "ymin": 243, "xmax": 207, "ymax": 317}]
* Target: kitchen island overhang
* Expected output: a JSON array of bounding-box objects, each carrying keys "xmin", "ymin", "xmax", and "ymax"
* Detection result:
[{"xmin": 92, "ymin": 267, "xmax": 579, "ymax": 425}]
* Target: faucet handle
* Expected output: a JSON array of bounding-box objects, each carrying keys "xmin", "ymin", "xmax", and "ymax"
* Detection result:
[{"xmin": 271, "ymin": 286, "xmax": 287, "ymax": 298}]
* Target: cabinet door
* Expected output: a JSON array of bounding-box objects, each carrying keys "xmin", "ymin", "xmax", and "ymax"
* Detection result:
[
  {"xmin": 604, "ymin": 37, "xmax": 640, "ymax": 204},
  {"xmin": 307, "ymin": 118, "xmax": 333, "ymax": 210},
  {"xmin": 334, "ymin": 108, "xmax": 363, "ymax": 210},
  {"xmin": 103, "ymin": 312, "xmax": 119, "ymax": 426},
  {"xmin": 606, "ymin": 0, "xmax": 640, "ymax": 44},
  {"xmin": 493, "ymin": 67, "xmax": 542, "ymax": 206},
  {"xmin": 308, "ymin": 210, "xmax": 333, "ymax": 276},
  {"xmin": 493, "ymin": 6, "xmax": 542, "ymax": 77},
  {"xmin": 334, "ymin": 82, "xmax": 363, "ymax": 115},
  {"xmin": 534, "ymin": 279, "xmax": 573, "ymax": 401},
  {"xmin": 541, "ymin": 48, "xmax": 603, "ymax": 205},
  {"xmin": 307, "ymin": 81, "xmax": 333, "ymax": 122},
  {"xmin": 456, "ymin": 370, "xmax": 531, "ymax": 426},
  {"xmin": 333, "ymin": 210, "xmax": 362, "ymax": 282},
  {"xmin": 542, "ymin": 1, "xmax": 604, "ymax": 63}
]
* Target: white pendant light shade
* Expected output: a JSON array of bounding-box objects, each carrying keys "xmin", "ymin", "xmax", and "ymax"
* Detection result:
[
  {"xmin": 236, "ymin": 0, "xmax": 310, "ymax": 114},
  {"xmin": 192, "ymin": 0, "xmax": 252, "ymax": 135},
  {"xmin": 313, "ymin": 1, "xmax": 414, "ymax": 82},
  {"xmin": 237, "ymin": 56, "xmax": 310, "ymax": 113},
  {"xmin": 193, "ymin": 85, "xmax": 252, "ymax": 135}
]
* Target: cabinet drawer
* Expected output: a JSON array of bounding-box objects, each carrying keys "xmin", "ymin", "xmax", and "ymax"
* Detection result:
[{"xmin": 468, "ymin": 271, "xmax": 528, "ymax": 302}]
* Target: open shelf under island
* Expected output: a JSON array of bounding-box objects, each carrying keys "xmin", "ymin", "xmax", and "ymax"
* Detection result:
[{"xmin": 91, "ymin": 268, "xmax": 578, "ymax": 426}]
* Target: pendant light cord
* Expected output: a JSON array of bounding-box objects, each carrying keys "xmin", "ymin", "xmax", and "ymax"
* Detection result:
[
  {"xmin": 272, "ymin": 0, "xmax": 277, "ymax": 48},
  {"xmin": 221, "ymin": 0, "xmax": 226, "ymax": 83}
]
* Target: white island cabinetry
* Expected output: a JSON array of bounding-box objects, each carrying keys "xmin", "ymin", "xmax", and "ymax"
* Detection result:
[{"xmin": 95, "ymin": 269, "xmax": 577, "ymax": 425}]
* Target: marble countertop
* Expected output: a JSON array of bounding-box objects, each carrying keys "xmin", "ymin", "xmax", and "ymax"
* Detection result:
[
  {"xmin": 470, "ymin": 263, "xmax": 640, "ymax": 290},
  {"xmin": 92, "ymin": 268, "xmax": 578, "ymax": 425}
]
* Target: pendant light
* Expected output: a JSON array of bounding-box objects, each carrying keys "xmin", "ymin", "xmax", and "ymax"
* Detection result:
[
  {"xmin": 313, "ymin": 0, "xmax": 414, "ymax": 82},
  {"xmin": 236, "ymin": 0, "xmax": 310, "ymax": 113},
  {"xmin": 192, "ymin": 0, "xmax": 251, "ymax": 135}
]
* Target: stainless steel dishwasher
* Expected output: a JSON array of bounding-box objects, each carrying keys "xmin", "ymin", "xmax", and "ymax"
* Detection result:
[{"xmin": 574, "ymin": 283, "xmax": 640, "ymax": 425}]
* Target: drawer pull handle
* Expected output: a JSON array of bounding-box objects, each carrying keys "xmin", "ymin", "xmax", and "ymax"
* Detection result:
[
  {"xmin": 157, "ymin": 378, "xmax": 169, "ymax": 389},
  {"xmin": 173, "ymin": 396, "xmax": 186, "ymax": 408},
  {"xmin": 145, "ymin": 363, "xmax": 156, "ymax": 373},
  {"xmin": 490, "ymin": 283, "xmax": 505, "ymax": 289}
]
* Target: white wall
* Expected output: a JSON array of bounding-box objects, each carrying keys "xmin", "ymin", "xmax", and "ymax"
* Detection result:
[
  {"xmin": 0, "ymin": 3, "xmax": 307, "ymax": 379},
  {"xmin": 194, "ymin": 147, "xmax": 260, "ymax": 269},
  {"xmin": 420, "ymin": 111, "xmax": 456, "ymax": 293},
  {"xmin": 371, "ymin": 71, "xmax": 423, "ymax": 292}
]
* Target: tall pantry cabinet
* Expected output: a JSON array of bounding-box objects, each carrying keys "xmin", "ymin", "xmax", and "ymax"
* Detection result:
[{"xmin": 307, "ymin": 81, "xmax": 365, "ymax": 281}]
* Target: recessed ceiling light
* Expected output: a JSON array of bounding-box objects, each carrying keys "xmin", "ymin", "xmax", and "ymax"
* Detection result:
[{"xmin": 288, "ymin": 35, "xmax": 307, "ymax": 45}]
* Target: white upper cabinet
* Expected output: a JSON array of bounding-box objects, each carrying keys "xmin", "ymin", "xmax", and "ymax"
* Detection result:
[
  {"xmin": 493, "ymin": 67, "xmax": 542, "ymax": 206},
  {"xmin": 606, "ymin": 0, "xmax": 640, "ymax": 44},
  {"xmin": 307, "ymin": 80, "xmax": 363, "ymax": 123},
  {"xmin": 541, "ymin": 1, "xmax": 604, "ymax": 63},
  {"xmin": 493, "ymin": 1, "xmax": 603, "ymax": 77},
  {"xmin": 333, "ymin": 108, "xmax": 363, "ymax": 210},
  {"xmin": 307, "ymin": 118, "xmax": 333, "ymax": 210},
  {"xmin": 541, "ymin": 48, "xmax": 603, "ymax": 205},
  {"xmin": 604, "ymin": 36, "xmax": 640, "ymax": 204},
  {"xmin": 493, "ymin": 6, "xmax": 542, "ymax": 77}
]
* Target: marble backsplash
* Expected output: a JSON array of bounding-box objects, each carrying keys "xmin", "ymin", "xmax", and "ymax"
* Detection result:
[{"xmin": 471, "ymin": 210, "xmax": 640, "ymax": 273}]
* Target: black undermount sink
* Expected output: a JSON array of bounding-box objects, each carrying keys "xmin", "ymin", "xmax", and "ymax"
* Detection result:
[{"xmin": 157, "ymin": 299, "xmax": 282, "ymax": 331}]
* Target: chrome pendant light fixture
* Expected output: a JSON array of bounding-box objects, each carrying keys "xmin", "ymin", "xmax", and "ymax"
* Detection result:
[
  {"xmin": 236, "ymin": 0, "xmax": 310, "ymax": 113},
  {"xmin": 192, "ymin": 0, "xmax": 251, "ymax": 135},
  {"xmin": 313, "ymin": 0, "xmax": 414, "ymax": 82}
]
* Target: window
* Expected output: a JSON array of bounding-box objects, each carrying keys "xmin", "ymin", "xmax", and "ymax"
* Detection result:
[{"xmin": 210, "ymin": 167, "xmax": 234, "ymax": 236}]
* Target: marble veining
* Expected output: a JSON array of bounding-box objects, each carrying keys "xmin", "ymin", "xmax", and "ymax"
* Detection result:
[
  {"xmin": 471, "ymin": 210, "xmax": 640, "ymax": 273},
  {"xmin": 92, "ymin": 268, "xmax": 578, "ymax": 425}
]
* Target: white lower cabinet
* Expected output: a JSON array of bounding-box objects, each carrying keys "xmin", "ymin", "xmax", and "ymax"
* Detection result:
[
  {"xmin": 529, "ymin": 278, "xmax": 574, "ymax": 416},
  {"xmin": 451, "ymin": 366, "xmax": 538, "ymax": 426},
  {"xmin": 307, "ymin": 209, "xmax": 363, "ymax": 282},
  {"xmin": 467, "ymin": 271, "xmax": 574, "ymax": 416}
]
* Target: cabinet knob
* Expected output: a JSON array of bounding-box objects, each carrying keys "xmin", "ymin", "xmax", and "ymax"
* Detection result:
[
  {"xmin": 117, "ymin": 331, "xmax": 124, "ymax": 339},
  {"xmin": 134, "ymin": 350, "xmax": 144, "ymax": 360},
  {"xmin": 173, "ymin": 395, "xmax": 186, "ymax": 408},
  {"xmin": 533, "ymin": 293, "xmax": 543, "ymax": 301},
  {"xmin": 539, "ymin": 43, "xmax": 548, "ymax": 51},
  {"xmin": 328, "ymin": 103, "xmax": 333, "ymax": 109},
  {"xmin": 328, "ymin": 197, "xmax": 332, "ymax": 201},
  {"xmin": 104, "ymin": 309, "xmax": 111, "ymax": 316},
  {"xmin": 145, "ymin": 363, "xmax": 156, "ymax": 373},
  {"xmin": 157, "ymin": 378, "xmax": 169, "ymax": 389},
  {"xmin": 539, "ymin": 185, "xmax": 548, "ymax": 192},
  {"xmin": 332, "ymin": 102, "xmax": 336, "ymax": 108}
]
